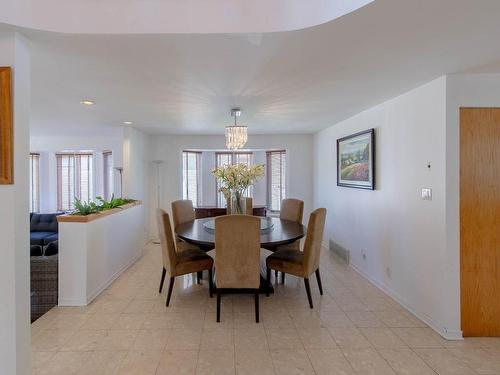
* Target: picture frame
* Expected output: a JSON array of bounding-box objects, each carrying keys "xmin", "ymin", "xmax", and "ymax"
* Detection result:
[
  {"xmin": 337, "ymin": 128, "xmax": 375, "ymax": 190},
  {"xmin": 0, "ymin": 67, "xmax": 13, "ymax": 184}
]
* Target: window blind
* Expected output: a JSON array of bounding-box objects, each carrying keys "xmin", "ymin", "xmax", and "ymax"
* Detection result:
[
  {"xmin": 182, "ymin": 151, "xmax": 201, "ymax": 206},
  {"xmin": 102, "ymin": 151, "xmax": 113, "ymax": 200},
  {"xmin": 56, "ymin": 153, "xmax": 94, "ymax": 211},
  {"xmin": 215, "ymin": 152, "xmax": 253, "ymax": 206},
  {"xmin": 29, "ymin": 153, "xmax": 40, "ymax": 213},
  {"xmin": 266, "ymin": 150, "xmax": 286, "ymax": 211}
]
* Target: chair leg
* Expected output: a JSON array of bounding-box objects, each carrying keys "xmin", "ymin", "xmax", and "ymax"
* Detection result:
[
  {"xmin": 304, "ymin": 278, "xmax": 313, "ymax": 309},
  {"xmin": 208, "ymin": 268, "xmax": 213, "ymax": 298},
  {"xmin": 281, "ymin": 272, "xmax": 285, "ymax": 284},
  {"xmin": 266, "ymin": 268, "xmax": 271, "ymax": 297},
  {"xmin": 166, "ymin": 277, "xmax": 175, "ymax": 307},
  {"xmin": 197, "ymin": 271, "xmax": 202, "ymax": 284},
  {"xmin": 275, "ymin": 269, "xmax": 278, "ymax": 282},
  {"xmin": 255, "ymin": 291, "xmax": 260, "ymax": 323},
  {"xmin": 216, "ymin": 292, "xmax": 221, "ymax": 322},
  {"xmin": 315, "ymin": 268, "xmax": 323, "ymax": 295},
  {"xmin": 158, "ymin": 267, "xmax": 166, "ymax": 293}
]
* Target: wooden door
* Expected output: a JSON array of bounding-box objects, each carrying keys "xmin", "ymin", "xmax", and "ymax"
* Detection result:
[{"xmin": 460, "ymin": 107, "xmax": 500, "ymax": 337}]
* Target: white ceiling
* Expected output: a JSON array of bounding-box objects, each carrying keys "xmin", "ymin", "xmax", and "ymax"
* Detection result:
[{"xmin": 16, "ymin": 0, "xmax": 500, "ymax": 135}]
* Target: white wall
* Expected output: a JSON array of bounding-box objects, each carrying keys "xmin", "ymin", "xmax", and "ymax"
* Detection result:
[
  {"xmin": 30, "ymin": 133, "xmax": 124, "ymax": 212},
  {"xmin": 148, "ymin": 134, "xmax": 313, "ymax": 239},
  {"xmin": 123, "ymin": 127, "xmax": 150, "ymax": 243},
  {"xmin": 0, "ymin": 32, "xmax": 31, "ymax": 375},
  {"xmin": 314, "ymin": 77, "xmax": 456, "ymax": 338}
]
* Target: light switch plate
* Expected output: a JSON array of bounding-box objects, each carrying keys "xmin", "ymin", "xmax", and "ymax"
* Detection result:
[{"xmin": 421, "ymin": 188, "xmax": 432, "ymax": 200}]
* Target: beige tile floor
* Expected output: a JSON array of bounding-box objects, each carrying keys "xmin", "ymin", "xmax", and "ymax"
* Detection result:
[{"xmin": 31, "ymin": 242, "xmax": 500, "ymax": 374}]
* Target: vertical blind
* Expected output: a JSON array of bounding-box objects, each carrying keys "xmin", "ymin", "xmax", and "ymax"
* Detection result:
[
  {"xmin": 29, "ymin": 153, "xmax": 40, "ymax": 213},
  {"xmin": 56, "ymin": 153, "xmax": 94, "ymax": 211},
  {"xmin": 215, "ymin": 152, "xmax": 253, "ymax": 206},
  {"xmin": 102, "ymin": 151, "xmax": 113, "ymax": 200},
  {"xmin": 267, "ymin": 150, "xmax": 286, "ymax": 211},
  {"xmin": 182, "ymin": 151, "xmax": 201, "ymax": 206}
]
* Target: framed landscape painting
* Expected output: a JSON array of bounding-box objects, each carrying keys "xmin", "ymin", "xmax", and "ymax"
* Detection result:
[
  {"xmin": 337, "ymin": 128, "xmax": 375, "ymax": 190},
  {"xmin": 0, "ymin": 67, "xmax": 13, "ymax": 184}
]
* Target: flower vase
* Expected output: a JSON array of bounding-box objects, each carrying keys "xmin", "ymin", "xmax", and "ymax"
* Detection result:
[{"xmin": 230, "ymin": 191, "xmax": 245, "ymax": 214}]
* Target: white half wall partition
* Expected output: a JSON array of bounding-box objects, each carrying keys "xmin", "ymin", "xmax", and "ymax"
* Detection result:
[{"xmin": 58, "ymin": 202, "xmax": 144, "ymax": 305}]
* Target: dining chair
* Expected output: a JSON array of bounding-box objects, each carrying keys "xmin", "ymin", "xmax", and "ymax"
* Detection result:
[
  {"xmin": 171, "ymin": 199, "xmax": 205, "ymax": 283},
  {"xmin": 266, "ymin": 208, "xmax": 326, "ymax": 309},
  {"xmin": 245, "ymin": 197, "xmax": 253, "ymax": 215},
  {"xmin": 213, "ymin": 215, "xmax": 261, "ymax": 323},
  {"xmin": 156, "ymin": 209, "xmax": 214, "ymax": 306},
  {"xmin": 275, "ymin": 198, "xmax": 304, "ymax": 283}
]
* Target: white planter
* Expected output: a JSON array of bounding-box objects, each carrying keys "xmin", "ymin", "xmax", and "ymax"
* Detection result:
[{"xmin": 57, "ymin": 202, "xmax": 144, "ymax": 306}]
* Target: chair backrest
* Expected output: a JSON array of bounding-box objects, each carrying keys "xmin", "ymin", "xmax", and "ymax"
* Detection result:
[
  {"xmin": 245, "ymin": 197, "xmax": 253, "ymax": 215},
  {"xmin": 280, "ymin": 199, "xmax": 304, "ymax": 223},
  {"xmin": 171, "ymin": 200, "xmax": 195, "ymax": 229},
  {"xmin": 156, "ymin": 209, "xmax": 178, "ymax": 274},
  {"xmin": 214, "ymin": 215, "xmax": 261, "ymax": 289},
  {"xmin": 302, "ymin": 208, "xmax": 327, "ymax": 276}
]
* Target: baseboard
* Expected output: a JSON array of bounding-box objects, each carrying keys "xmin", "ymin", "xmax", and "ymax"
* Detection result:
[
  {"xmin": 349, "ymin": 262, "xmax": 463, "ymax": 340},
  {"xmin": 85, "ymin": 250, "xmax": 143, "ymax": 305}
]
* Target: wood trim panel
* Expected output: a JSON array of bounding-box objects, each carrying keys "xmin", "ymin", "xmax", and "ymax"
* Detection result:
[
  {"xmin": 0, "ymin": 67, "xmax": 13, "ymax": 184},
  {"xmin": 57, "ymin": 200, "xmax": 142, "ymax": 223},
  {"xmin": 460, "ymin": 107, "xmax": 500, "ymax": 337}
]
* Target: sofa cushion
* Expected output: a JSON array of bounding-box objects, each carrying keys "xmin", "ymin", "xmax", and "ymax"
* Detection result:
[
  {"xmin": 43, "ymin": 233, "xmax": 59, "ymax": 245},
  {"xmin": 30, "ymin": 213, "xmax": 60, "ymax": 233},
  {"xmin": 44, "ymin": 241, "xmax": 58, "ymax": 256},
  {"xmin": 30, "ymin": 245, "xmax": 43, "ymax": 257},
  {"xmin": 30, "ymin": 232, "xmax": 55, "ymax": 246}
]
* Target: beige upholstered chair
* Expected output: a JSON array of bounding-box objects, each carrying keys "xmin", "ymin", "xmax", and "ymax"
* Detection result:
[
  {"xmin": 214, "ymin": 215, "xmax": 261, "ymax": 322},
  {"xmin": 266, "ymin": 208, "xmax": 326, "ymax": 308},
  {"xmin": 157, "ymin": 209, "xmax": 214, "ymax": 306},
  {"xmin": 245, "ymin": 197, "xmax": 253, "ymax": 215},
  {"xmin": 274, "ymin": 198, "xmax": 304, "ymax": 282},
  {"xmin": 171, "ymin": 199, "xmax": 200, "ymax": 252}
]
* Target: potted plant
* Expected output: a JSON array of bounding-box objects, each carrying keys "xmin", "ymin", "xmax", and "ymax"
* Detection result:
[{"xmin": 212, "ymin": 163, "xmax": 265, "ymax": 214}]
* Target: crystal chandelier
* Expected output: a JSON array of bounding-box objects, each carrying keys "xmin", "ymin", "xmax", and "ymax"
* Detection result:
[{"xmin": 225, "ymin": 108, "xmax": 248, "ymax": 150}]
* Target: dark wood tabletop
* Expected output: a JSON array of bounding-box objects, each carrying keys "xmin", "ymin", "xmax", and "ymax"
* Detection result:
[{"xmin": 175, "ymin": 217, "xmax": 305, "ymax": 248}]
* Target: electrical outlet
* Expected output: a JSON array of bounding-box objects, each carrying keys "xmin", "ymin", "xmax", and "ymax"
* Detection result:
[{"xmin": 362, "ymin": 251, "xmax": 367, "ymax": 260}]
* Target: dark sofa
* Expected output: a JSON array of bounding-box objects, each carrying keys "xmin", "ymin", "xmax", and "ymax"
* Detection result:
[{"xmin": 30, "ymin": 213, "xmax": 61, "ymax": 246}]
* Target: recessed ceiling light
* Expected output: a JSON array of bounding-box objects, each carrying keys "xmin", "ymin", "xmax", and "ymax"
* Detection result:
[
  {"xmin": 123, "ymin": 121, "xmax": 133, "ymax": 125},
  {"xmin": 80, "ymin": 99, "xmax": 95, "ymax": 105}
]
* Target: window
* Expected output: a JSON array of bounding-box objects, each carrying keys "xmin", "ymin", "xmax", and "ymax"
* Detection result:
[
  {"xmin": 267, "ymin": 150, "xmax": 286, "ymax": 211},
  {"xmin": 102, "ymin": 151, "xmax": 113, "ymax": 200},
  {"xmin": 56, "ymin": 153, "xmax": 94, "ymax": 211},
  {"xmin": 215, "ymin": 152, "xmax": 253, "ymax": 206},
  {"xmin": 29, "ymin": 153, "xmax": 40, "ymax": 213},
  {"xmin": 182, "ymin": 151, "xmax": 201, "ymax": 206}
]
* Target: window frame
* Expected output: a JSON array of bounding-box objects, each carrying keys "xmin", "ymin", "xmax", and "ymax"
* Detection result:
[
  {"xmin": 215, "ymin": 151, "xmax": 253, "ymax": 207},
  {"xmin": 56, "ymin": 152, "xmax": 95, "ymax": 212},
  {"xmin": 266, "ymin": 150, "xmax": 286, "ymax": 212},
  {"xmin": 29, "ymin": 153, "xmax": 40, "ymax": 213},
  {"xmin": 182, "ymin": 150, "xmax": 202, "ymax": 206}
]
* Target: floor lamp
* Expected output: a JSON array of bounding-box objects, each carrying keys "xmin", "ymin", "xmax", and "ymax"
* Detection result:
[{"xmin": 152, "ymin": 160, "xmax": 164, "ymax": 244}]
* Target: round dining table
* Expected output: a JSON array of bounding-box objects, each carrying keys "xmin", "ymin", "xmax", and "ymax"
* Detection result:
[
  {"xmin": 176, "ymin": 216, "xmax": 305, "ymax": 294},
  {"xmin": 175, "ymin": 216, "xmax": 305, "ymax": 249}
]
